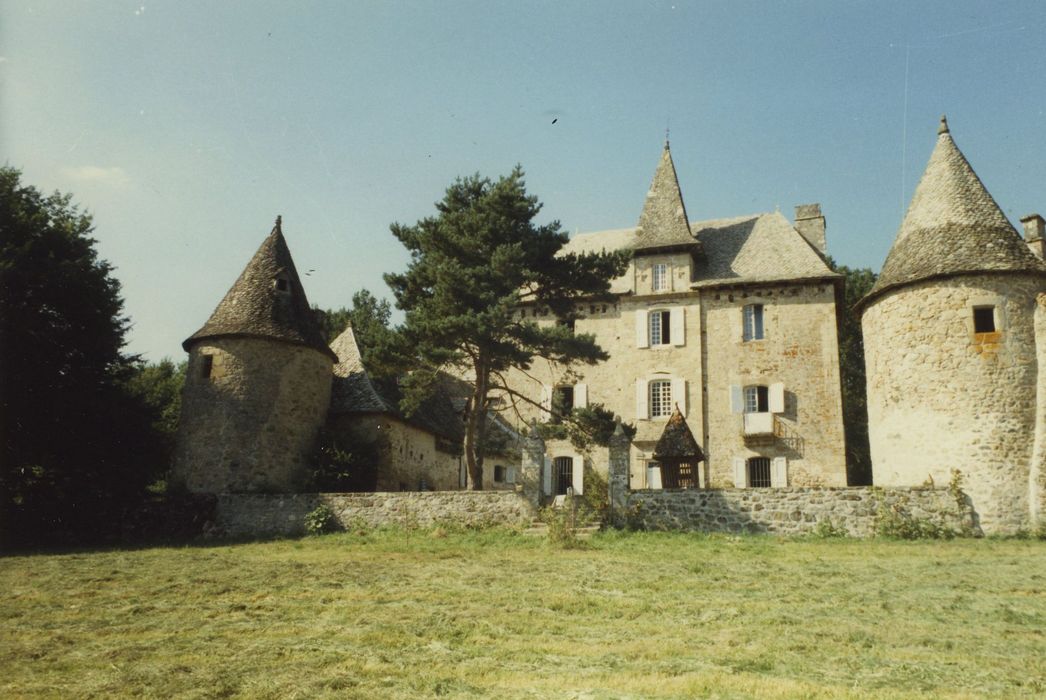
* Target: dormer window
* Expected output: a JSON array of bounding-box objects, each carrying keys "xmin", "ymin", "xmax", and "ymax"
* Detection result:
[
  {"xmin": 273, "ymin": 277, "xmax": 289, "ymax": 293},
  {"xmin": 652, "ymin": 263, "xmax": 669, "ymax": 292}
]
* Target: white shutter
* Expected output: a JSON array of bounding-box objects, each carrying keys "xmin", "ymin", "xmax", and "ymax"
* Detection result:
[
  {"xmin": 540, "ymin": 384, "xmax": 552, "ymax": 418},
  {"xmin": 635, "ymin": 379, "xmax": 649, "ymax": 420},
  {"xmin": 769, "ymin": 383, "xmax": 785, "ymax": 413},
  {"xmin": 771, "ymin": 457, "xmax": 788, "ymax": 487},
  {"xmin": 571, "ymin": 456, "xmax": 584, "ymax": 495},
  {"xmin": 733, "ymin": 457, "xmax": 747, "ymax": 488},
  {"xmin": 542, "ymin": 456, "xmax": 552, "ymax": 495},
  {"xmin": 729, "ymin": 385, "xmax": 744, "ymax": 414},
  {"xmin": 635, "ymin": 309, "xmax": 649, "ymax": 348},
  {"xmin": 646, "ymin": 464, "xmax": 663, "ymax": 489},
  {"xmin": 671, "ymin": 378, "xmax": 687, "ymax": 416},
  {"xmin": 574, "ymin": 383, "xmax": 588, "ymax": 409},
  {"xmin": 507, "ymin": 467, "xmax": 517, "ymax": 484},
  {"xmin": 670, "ymin": 307, "xmax": 685, "ymax": 346}
]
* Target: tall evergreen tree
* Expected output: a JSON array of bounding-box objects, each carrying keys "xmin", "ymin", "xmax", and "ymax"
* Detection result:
[
  {"xmin": 0, "ymin": 167, "xmax": 161, "ymax": 545},
  {"xmin": 385, "ymin": 167, "xmax": 629, "ymax": 489}
]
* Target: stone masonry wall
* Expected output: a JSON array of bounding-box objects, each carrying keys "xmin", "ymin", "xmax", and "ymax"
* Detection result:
[
  {"xmin": 863, "ymin": 273, "xmax": 1043, "ymax": 533},
  {"xmin": 214, "ymin": 491, "xmax": 536, "ymax": 538},
  {"xmin": 174, "ymin": 337, "xmax": 333, "ymax": 493},
  {"xmin": 624, "ymin": 486, "xmax": 971, "ymax": 536}
]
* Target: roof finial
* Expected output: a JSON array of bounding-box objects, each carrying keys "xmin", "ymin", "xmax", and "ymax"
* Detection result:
[
  {"xmin": 938, "ymin": 114, "xmax": 949, "ymax": 135},
  {"xmin": 664, "ymin": 124, "xmax": 670, "ymax": 150},
  {"xmin": 274, "ymin": 215, "xmax": 282, "ymax": 233}
]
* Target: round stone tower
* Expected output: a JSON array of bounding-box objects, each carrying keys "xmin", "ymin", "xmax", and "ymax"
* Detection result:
[
  {"xmin": 172, "ymin": 218, "xmax": 336, "ymax": 493},
  {"xmin": 859, "ymin": 117, "xmax": 1046, "ymax": 534}
]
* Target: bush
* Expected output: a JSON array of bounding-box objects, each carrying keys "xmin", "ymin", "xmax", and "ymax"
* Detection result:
[
  {"xmin": 811, "ymin": 518, "xmax": 849, "ymax": 539},
  {"xmin": 304, "ymin": 505, "xmax": 338, "ymax": 535},
  {"xmin": 539, "ymin": 504, "xmax": 585, "ymax": 549}
]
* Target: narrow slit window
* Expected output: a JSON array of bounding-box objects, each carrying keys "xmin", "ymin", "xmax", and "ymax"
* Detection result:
[
  {"xmin": 200, "ymin": 355, "xmax": 214, "ymax": 380},
  {"xmin": 973, "ymin": 306, "xmax": 995, "ymax": 333}
]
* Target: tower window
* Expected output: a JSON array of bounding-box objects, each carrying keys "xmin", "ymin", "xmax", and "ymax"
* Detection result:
[
  {"xmin": 649, "ymin": 379, "xmax": 672, "ymax": 418},
  {"xmin": 649, "ymin": 310, "xmax": 671, "ymax": 345},
  {"xmin": 743, "ymin": 304, "xmax": 765, "ymax": 341},
  {"xmin": 200, "ymin": 355, "xmax": 214, "ymax": 380},
  {"xmin": 273, "ymin": 277, "xmax": 289, "ymax": 292},
  {"xmin": 652, "ymin": 263, "xmax": 669, "ymax": 292},
  {"xmin": 973, "ymin": 306, "xmax": 995, "ymax": 333}
]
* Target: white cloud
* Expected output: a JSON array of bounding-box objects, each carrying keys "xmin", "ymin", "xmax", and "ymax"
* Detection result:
[{"xmin": 60, "ymin": 165, "xmax": 130, "ymax": 188}]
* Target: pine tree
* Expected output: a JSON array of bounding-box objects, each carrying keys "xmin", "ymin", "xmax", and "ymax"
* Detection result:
[{"xmin": 385, "ymin": 167, "xmax": 629, "ymax": 489}]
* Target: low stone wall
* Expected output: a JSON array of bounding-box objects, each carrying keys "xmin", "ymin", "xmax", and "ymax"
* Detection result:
[
  {"xmin": 622, "ymin": 486, "xmax": 974, "ymax": 536},
  {"xmin": 214, "ymin": 491, "xmax": 536, "ymax": 538}
]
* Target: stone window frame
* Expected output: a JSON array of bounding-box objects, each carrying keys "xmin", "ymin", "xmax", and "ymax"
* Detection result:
[
  {"xmin": 651, "ymin": 262, "xmax": 670, "ymax": 292},
  {"xmin": 966, "ymin": 295, "xmax": 1005, "ymax": 337}
]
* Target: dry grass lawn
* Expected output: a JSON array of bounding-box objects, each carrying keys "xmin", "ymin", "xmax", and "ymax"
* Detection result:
[{"xmin": 2, "ymin": 529, "xmax": 1044, "ymax": 699}]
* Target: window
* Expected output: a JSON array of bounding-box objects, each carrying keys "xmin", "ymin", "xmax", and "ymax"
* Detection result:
[
  {"xmin": 650, "ymin": 379, "xmax": 672, "ymax": 418},
  {"xmin": 973, "ymin": 306, "xmax": 996, "ymax": 333},
  {"xmin": 494, "ymin": 465, "xmax": 506, "ymax": 482},
  {"xmin": 200, "ymin": 355, "xmax": 214, "ymax": 380},
  {"xmin": 553, "ymin": 456, "xmax": 574, "ymax": 496},
  {"xmin": 558, "ymin": 317, "xmax": 576, "ymax": 333},
  {"xmin": 273, "ymin": 277, "xmax": 289, "ymax": 292},
  {"xmin": 652, "ymin": 263, "xmax": 669, "ymax": 291},
  {"xmin": 649, "ymin": 310, "xmax": 671, "ymax": 345},
  {"xmin": 551, "ymin": 386, "xmax": 574, "ymax": 423},
  {"xmin": 744, "ymin": 385, "xmax": 769, "ymax": 413},
  {"xmin": 743, "ymin": 304, "xmax": 764, "ymax": 341},
  {"xmin": 748, "ymin": 457, "xmax": 771, "ymax": 488}
]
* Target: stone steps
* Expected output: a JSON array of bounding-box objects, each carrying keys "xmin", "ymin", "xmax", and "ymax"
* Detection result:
[{"xmin": 522, "ymin": 519, "xmax": 603, "ymax": 538}]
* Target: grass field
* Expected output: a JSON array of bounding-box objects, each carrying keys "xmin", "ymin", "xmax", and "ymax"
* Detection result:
[{"xmin": 2, "ymin": 529, "xmax": 1044, "ymax": 699}]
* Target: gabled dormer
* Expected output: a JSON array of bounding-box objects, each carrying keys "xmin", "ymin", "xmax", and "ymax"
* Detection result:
[{"xmin": 633, "ymin": 142, "xmax": 703, "ymax": 295}]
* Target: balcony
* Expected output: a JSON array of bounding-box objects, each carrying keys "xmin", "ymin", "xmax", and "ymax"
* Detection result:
[{"xmin": 742, "ymin": 412, "xmax": 780, "ymax": 444}]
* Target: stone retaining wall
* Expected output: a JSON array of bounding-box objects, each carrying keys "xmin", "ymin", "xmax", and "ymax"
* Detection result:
[
  {"xmin": 214, "ymin": 491, "xmax": 536, "ymax": 538},
  {"xmin": 622, "ymin": 486, "xmax": 974, "ymax": 536}
]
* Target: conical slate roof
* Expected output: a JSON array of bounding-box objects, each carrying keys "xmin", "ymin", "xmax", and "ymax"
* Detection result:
[
  {"xmin": 184, "ymin": 218, "xmax": 336, "ymax": 360},
  {"xmin": 653, "ymin": 407, "xmax": 705, "ymax": 461},
  {"xmin": 633, "ymin": 143, "xmax": 702, "ymax": 254},
  {"xmin": 862, "ymin": 117, "xmax": 1046, "ymax": 307}
]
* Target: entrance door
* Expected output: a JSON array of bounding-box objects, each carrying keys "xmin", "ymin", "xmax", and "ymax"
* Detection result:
[{"xmin": 553, "ymin": 456, "xmax": 573, "ymax": 495}]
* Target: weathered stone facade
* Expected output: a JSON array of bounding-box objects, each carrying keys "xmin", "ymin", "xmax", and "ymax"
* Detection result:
[
  {"xmin": 213, "ymin": 491, "xmax": 536, "ymax": 538},
  {"xmin": 499, "ymin": 145, "xmax": 847, "ymax": 497},
  {"xmin": 174, "ymin": 337, "xmax": 332, "ymax": 493},
  {"xmin": 863, "ymin": 274, "xmax": 1042, "ymax": 532},
  {"xmin": 860, "ymin": 118, "xmax": 1046, "ymax": 534}
]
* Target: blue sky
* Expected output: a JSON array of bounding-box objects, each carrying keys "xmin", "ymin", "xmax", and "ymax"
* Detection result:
[{"xmin": 4, "ymin": 1, "xmax": 1046, "ymax": 361}]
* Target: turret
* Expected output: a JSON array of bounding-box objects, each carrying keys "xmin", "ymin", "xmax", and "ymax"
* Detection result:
[{"xmin": 172, "ymin": 217, "xmax": 335, "ymax": 493}]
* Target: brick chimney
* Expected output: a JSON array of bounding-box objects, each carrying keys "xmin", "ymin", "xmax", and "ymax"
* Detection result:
[
  {"xmin": 794, "ymin": 203, "xmax": 826, "ymax": 256},
  {"xmin": 1020, "ymin": 214, "xmax": 1045, "ymax": 259}
]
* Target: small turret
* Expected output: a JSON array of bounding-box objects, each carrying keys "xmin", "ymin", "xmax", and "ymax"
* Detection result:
[{"xmin": 172, "ymin": 218, "xmax": 334, "ymax": 493}]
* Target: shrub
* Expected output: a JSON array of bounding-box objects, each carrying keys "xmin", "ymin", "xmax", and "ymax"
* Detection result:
[
  {"xmin": 539, "ymin": 504, "xmax": 585, "ymax": 549},
  {"xmin": 304, "ymin": 504, "xmax": 338, "ymax": 535},
  {"xmin": 811, "ymin": 517, "xmax": 849, "ymax": 539}
]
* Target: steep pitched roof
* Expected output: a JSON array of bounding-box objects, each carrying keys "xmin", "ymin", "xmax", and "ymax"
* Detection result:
[
  {"xmin": 653, "ymin": 407, "xmax": 705, "ymax": 460},
  {"xmin": 633, "ymin": 143, "xmax": 702, "ymax": 254},
  {"xmin": 328, "ymin": 325, "xmax": 465, "ymax": 442},
  {"xmin": 561, "ymin": 212, "xmax": 837, "ymax": 293},
  {"xmin": 862, "ymin": 117, "xmax": 1046, "ymax": 306},
  {"xmin": 184, "ymin": 218, "xmax": 336, "ymax": 359}
]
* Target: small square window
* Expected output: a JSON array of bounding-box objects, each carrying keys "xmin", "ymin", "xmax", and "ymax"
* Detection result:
[
  {"xmin": 494, "ymin": 465, "xmax": 506, "ymax": 482},
  {"xmin": 973, "ymin": 306, "xmax": 995, "ymax": 333}
]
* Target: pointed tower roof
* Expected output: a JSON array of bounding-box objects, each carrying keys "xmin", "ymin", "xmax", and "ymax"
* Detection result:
[
  {"xmin": 862, "ymin": 117, "xmax": 1046, "ymax": 307},
  {"xmin": 653, "ymin": 407, "xmax": 705, "ymax": 461},
  {"xmin": 633, "ymin": 142, "xmax": 702, "ymax": 255},
  {"xmin": 184, "ymin": 217, "xmax": 336, "ymax": 360}
]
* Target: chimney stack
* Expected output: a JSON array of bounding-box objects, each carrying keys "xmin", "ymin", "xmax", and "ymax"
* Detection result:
[
  {"xmin": 794, "ymin": 203, "xmax": 826, "ymax": 256},
  {"xmin": 1020, "ymin": 214, "xmax": 1045, "ymax": 259}
]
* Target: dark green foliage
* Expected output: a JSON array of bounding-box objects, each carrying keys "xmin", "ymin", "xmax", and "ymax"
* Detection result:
[
  {"xmin": 309, "ymin": 428, "xmax": 379, "ymax": 492},
  {"xmin": 314, "ymin": 289, "xmax": 401, "ymax": 378},
  {"xmin": 124, "ymin": 359, "xmax": 186, "ymax": 483},
  {"xmin": 384, "ymin": 167, "xmax": 630, "ymax": 489},
  {"xmin": 304, "ymin": 504, "xmax": 339, "ymax": 535},
  {"xmin": 828, "ymin": 257, "xmax": 877, "ymax": 486},
  {"xmin": 535, "ymin": 403, "xmax": 637, "ymax": 451},
  {"xmin": 0, "ymin": 167, "xmax": 166, "ymax": 546}
]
